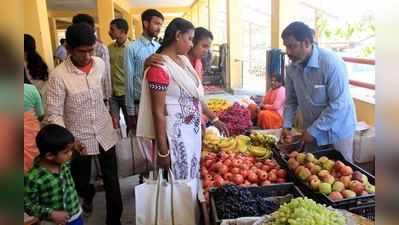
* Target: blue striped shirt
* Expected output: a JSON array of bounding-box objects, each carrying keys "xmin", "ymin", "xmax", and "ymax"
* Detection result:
[
  {"xmin": 124, "ymin": 36, "xmax": 160, "ymax": 115},
  {"xmin": 283, "ymin": 45, "xmax": 357, "ymax": 145}
]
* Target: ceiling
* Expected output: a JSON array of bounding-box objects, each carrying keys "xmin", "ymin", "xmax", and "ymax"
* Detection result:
[
  {"xmin": 128, "ymin": 0, "xmax": 195, "ymax": 7},
  {"xmin": 46, "ymin": 0, "xmax": 96, "ymax": 10},
  {"xmin": 47, "ymin": 0, "xmax": 196, "ymax": 10}
]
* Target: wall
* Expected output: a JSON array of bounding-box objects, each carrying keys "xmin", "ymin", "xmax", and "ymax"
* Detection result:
[
  {"xmin": 24, "ymin": 0, "xmax": 54, "ymax": 69},
  {"xmin": 354, "ymin": 99, "xmax": 375, "ymax": 126}
]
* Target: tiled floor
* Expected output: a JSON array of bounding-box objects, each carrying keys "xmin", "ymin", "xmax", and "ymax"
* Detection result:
[{"xmin": 85, "ymin": 175, "xmax": 139, "ymax": 225}]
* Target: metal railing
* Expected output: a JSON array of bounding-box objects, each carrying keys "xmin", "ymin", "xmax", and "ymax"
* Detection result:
[{"xmin": 343, "ymin": 57, "xmax": 375, "ymax": 90}]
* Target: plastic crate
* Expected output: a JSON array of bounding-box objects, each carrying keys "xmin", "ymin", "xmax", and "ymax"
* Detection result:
[
  {"xmin": 273, "ymin": 148, "xmax": 375, "ymax": 220},
  {"xmin": 209, "ymin": 183, "xmax": 304, "ymax": 225}
]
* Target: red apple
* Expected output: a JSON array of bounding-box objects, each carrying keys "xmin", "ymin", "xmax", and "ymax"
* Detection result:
[
  {"xmin": 340, "ymin": 176, "xmax": 352, "ymax": 188},
  {"xmin": 276, "ymin": 178, "xmax": 286, "ymax": 183},
  {"xmin": 268, "ymin": 172, "xmax": 277, "ymax": 182},
  {"xmin": 261, "ymin": 180, "xmax": 271, "ymax": 186},
  {"xmin": 310, "ymin": 165, "xmax": 322, "ymax": 175},
  {"xmin": 261, "ymin": 165, "xmax": 271, "ymax": 172},
  {"xmin": 277, "ymin": 169, "xmax": 287, "ymax": 178},
  {"xmin": 258, "ymin": 171, "xmax": 268, "ymax": 181},
  {"xmin": 289, "ymin": 151, "xmax": 299, "ymax": 159},
  {"xmin": 334, "ymin": 160, "xmax": 345, "ymax": 172},
  {"xmin": 329, "ymin": 191, "xmax": 344, "ymax": 201},
  {"xmin": 307, "ymin": 175, "xmax": 319, "ymax": 182},
  {"xmin": 350, "ymin": 180, "xmax": 365, "ymax": 195},
  {"xmin": 248, "ymin": 172, "xmax": 259, "ymax": 183},
  {"xmin": 305, "ymin": 162, "xmax": 315, "ymax": 170},
  {"xmin": 288, "ymin": 158, "xmax": 300, "ymax": 170},
  {"xmin": 318, "ymin": 170, "xmax": 330, "ymax": 178},
  {"xmin": 223, "ymin": 172, "xmax": 233, "ymax": 181},
  {"xmin": 340, "ymin": 166, "xmax": 353, "ymax": 176},
  {"xmin": 230, "ymin": 167, "xmax": 240, "ymax": 174},
  {"xmin": 232, "ymin": 174, "xmax": 244, "ymax": 185},
  {"xmin": 342, "ymin": 189, "xmax": 356, "ymax": 198},
  {"xmin": 322, "ymin": 175, "xmax": 335, "ymax": 185}
]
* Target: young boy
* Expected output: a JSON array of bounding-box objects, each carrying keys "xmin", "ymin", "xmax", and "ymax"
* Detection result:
[{"xmin": 24, "ymin": 124, "xmax": 86, "ymax": 225}]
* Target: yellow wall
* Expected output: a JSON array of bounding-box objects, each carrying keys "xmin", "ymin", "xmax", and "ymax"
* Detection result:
[
  {"xmin": 191, "ymin": 3, "xmax": 199, "ymax": 26},
  {"xmin": 48, "ymin": 9, "xmax": 97, "ymax": 18},
  {"xmin": 97, "ymin": 0, "xmax": 115, "ymax": 45},
  {"xmin": 24, "ymin": 0, "xmax": 54, "ymax": 69},
  {"xmin": 354, "ymin": 99, "xmax": 375, "ymax": 125},
  {"xmin": 226, "ymin": 0, "xmax": 243, "ymax": 90}
]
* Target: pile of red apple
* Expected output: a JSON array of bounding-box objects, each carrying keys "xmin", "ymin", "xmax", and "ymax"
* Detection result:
[
  {"xmin": 200, "ymin": 151, "xmax": 288, "ymax": 201},
  {"xmin": 287, "ymin": 151, "xmax": 375, "ymax": 201}
]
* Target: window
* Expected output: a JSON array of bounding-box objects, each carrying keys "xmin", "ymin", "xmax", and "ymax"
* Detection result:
[
  {"xmin": 241, "ymin": 1, "xmax": 272, "ymax": 93},
  {"xmin": 304, "ymin": 0, "xmax": 376, "ymax": 87}
]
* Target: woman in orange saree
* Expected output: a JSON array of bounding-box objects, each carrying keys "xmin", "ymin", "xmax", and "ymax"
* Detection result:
[
  {"xmin": 24, "ymin": 71, "xmax": 44, "ymax": 174},
  {"xmin": 257, "ymin": 75, "xmax": 286, "ymax": 129}
]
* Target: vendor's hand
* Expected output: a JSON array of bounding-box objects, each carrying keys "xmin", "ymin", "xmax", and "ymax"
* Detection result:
[
  {"xmin": 144, "ymin": 54, "xmax": 165, "ymax": 68},
  {"xmin": 302, "ymin": 130, "xmax": 315, "ymax": 144},
  {"xmin": 281, "ymin": 128, "xmax": 293, "ymax": 143},
  {"xmin": 111, "ymin": 114, "xmax": 119, "ymax": 129},
  {"xmin": 73, "ymin": 140, "xmax": 87, "ymax": 155},
  {"xmin": 157, "ymin": 153, "xmax": 171, "ymax": 170},
  {"xmin": 50, "ymin": 210, "xmax": 69, "ymax": 225},
  {"xmin": 214, "ymin": 120, "xmax": 230, "ymax": 137},
  {"xmin": 127, "ymin": 115, "xmax": 138, "ymax": 131}
]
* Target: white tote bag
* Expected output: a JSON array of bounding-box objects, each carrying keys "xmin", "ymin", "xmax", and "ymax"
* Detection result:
[{"xmin": 135, "ymin": 169, "xmax": 197, "ymax": 225}]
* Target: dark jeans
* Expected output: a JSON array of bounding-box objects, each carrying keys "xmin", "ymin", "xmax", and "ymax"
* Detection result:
[
  {"xmin": 110, "ymin": 95, "xmax": 129, "ymax": 134},
  {"xmin": 71, "ymin": 145, "xmax": 123, "ymax": 225}
]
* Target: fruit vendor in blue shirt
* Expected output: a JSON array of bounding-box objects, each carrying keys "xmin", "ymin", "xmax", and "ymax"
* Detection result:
[{"xmin": 280, "ymin": 21, "xmax": 357, "ymax": 162}]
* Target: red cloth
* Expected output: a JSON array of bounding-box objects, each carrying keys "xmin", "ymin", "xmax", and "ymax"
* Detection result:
[
  {"xmin": 147, "ymin": 67, "xmax": 170, "ymax": 84},
  {"xmin": 78, "ymin": 60, "xmax": 93, "ymax": 74},
  {"xmin": 262, "ymin": 86, "xmax": 286, "ymax": 117},
  {"xmin": 257, "ymin": 110, "xmax": 283, "ymax": 129},
  {"xmin": 24, "ymin": 111, "xmax": 40, "ymax": 174},
  {"xmin": 190, "ymin": 58, "xmax": 203, "ymax": 80},
  {"xmin": 256, "ymin": 86, "xmax": 286, "ymax": 129},
  {"xmin": 147, "ymin": 66, "xmax": 170, "ymax": 91}
]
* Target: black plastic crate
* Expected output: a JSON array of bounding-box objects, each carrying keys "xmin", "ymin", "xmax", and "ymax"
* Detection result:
[
  {"xmin": 209, "ymin": 183, "xmax": 304, "ymax": 225},
  {"xmin": 273, "ymin": 148, "xmax": 375, "ymax": 219}
]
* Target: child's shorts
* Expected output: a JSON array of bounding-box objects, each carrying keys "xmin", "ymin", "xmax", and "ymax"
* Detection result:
[{"xmin": 67, "ymin": 215, "xmax": 84, "ymax": 225}]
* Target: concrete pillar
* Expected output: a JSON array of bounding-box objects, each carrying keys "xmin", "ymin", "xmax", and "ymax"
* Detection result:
[
  {"xmin": 271, "ymin": 0, "xmax": 280, "ymax": 48},
  {"xmin": 123, "ymin": 12, "xmax": 135, "ymax": 40},
  {"xmin": 226, "ymin": 0, "xmax": 243, "ymax": 90},
  {"xmin": 133, "ymin": 17, "xmax": 143, "ymax": 39},
  {"xmin": 49, "ymin": 18, "xmax": 58, "ymax": 54},
  {"xmin": 96, "ymin": 0, "xmax": 115, "ymax": 45},
  {"xmin": 24, "ymin": 0, "xmax": 54, "ymax": 68}
]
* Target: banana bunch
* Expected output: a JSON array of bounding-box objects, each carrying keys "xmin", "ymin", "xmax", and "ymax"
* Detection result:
[
  {"xmin": 248, "ymin": 145, "xmax": 273, "ymax": 159},
  {"xmin": 207, "ymin": 98, "xmax": 231, "ymax": 113},
  {"xmin": 217, "ymin": 138, "xmax": 237, "ymax": 152},
  {"xmin": 250, "ymin": 132, "xmax": 277, "ymax": 147},
  {"xmin": 236, "ymin": 135, "xmax": 251, "ymax": 154},
  {"xmin": 203, "ymin": 133, "xmax": 221, "ymax": 152}
]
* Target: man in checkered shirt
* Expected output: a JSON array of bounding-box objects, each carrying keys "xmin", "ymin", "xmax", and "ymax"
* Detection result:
[{"xmin": 46, "ymin": 23, "xmax": 122, "ymax": 225}]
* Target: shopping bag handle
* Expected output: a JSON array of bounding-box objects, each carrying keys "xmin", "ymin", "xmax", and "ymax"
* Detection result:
[
  {"xmin": 168, "ymin": 169, "xmax": 176, "ymax": 225},
  {"xmin": 153, "ymin": 169, "xmax": 175, "ymax": 225},
  {"xmin": 154, "ymin": 168, "xmax": 163, "ymax": 225}
]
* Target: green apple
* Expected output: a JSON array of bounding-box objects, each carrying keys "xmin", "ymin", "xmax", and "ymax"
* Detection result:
[
  {"xmin": 319, "ymin": 182, "xmax": 332, "ymax": 194},
  {"xmin": 297, "ymin": 153, "xmax": 306, "ymax": 164},
  {"xmin": 332, "ymin": 181, "xmax": 345, "ymax": 192}
]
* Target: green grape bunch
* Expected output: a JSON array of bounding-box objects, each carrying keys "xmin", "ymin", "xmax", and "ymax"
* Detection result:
[{"xmin": 264, "ymin": 197, "xmax": 346, "ymax": 225}]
